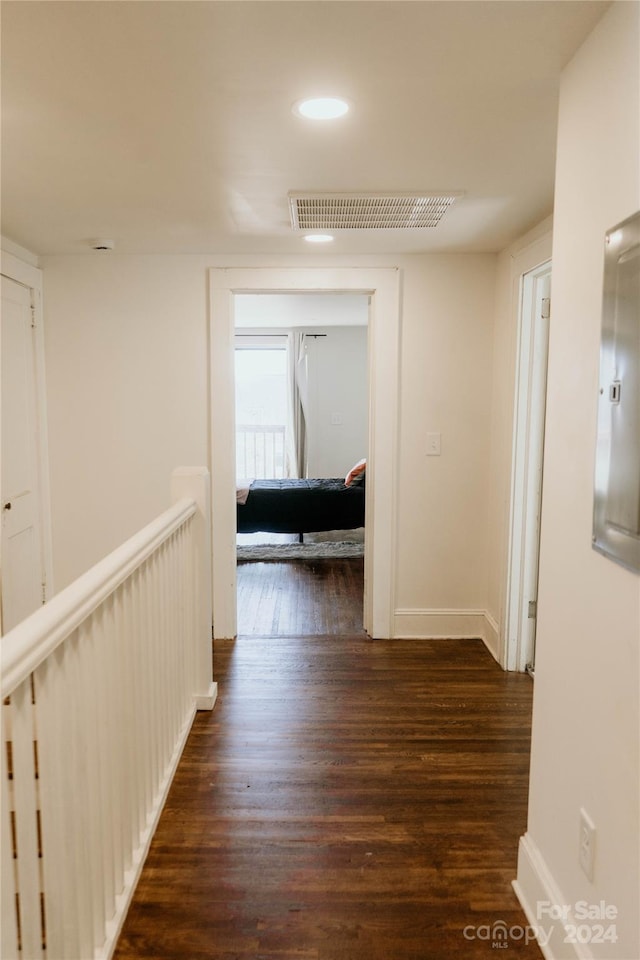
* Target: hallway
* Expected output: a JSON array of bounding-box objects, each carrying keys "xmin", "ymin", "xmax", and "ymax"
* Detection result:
[{"xmin": 115, "ymin": 572, "xmax": 540, "ymax": 959}]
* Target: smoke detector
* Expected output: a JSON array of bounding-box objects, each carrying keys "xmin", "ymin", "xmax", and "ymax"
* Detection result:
[
  {"xmin": 89, "ymin": 238, "xmax": 115, "ymax": 251},
  {"xmin": 288, "ymin": 192, "xmax": 462, "ymax": 231}
]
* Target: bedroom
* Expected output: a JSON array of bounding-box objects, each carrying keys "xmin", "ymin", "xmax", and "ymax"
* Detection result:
[{"xmin": 234, "ymin": 293, "xmax": 368, "ymax": 541}]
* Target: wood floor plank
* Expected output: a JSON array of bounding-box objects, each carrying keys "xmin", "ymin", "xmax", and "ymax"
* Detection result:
[
  {"xmin": 236, "ymin": 559, "xmax": 365, "ymax": 636},
  {"xmin": 115, "ymin": 588, "xmax": 541, "ymax": 960}
]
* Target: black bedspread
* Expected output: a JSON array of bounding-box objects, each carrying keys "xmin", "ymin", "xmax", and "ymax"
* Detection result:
[{"xmin": 237, "ymin": 478, "xmax": 365, "ymax": 534}]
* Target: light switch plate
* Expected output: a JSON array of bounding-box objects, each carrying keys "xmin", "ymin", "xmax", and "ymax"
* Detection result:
[{"xmin": 426, "ymin": 433, "xmax": 441, "ymax": 456}]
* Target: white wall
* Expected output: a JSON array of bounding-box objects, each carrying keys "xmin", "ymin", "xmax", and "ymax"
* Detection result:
[
  {"xmin": 234, "ymin": 293, "xmax": 368, "ymax": 328},
  {"xmin": 42, "ymin": 255, "xmax": 210, "ymax": 588},
  {"xmin": 515, "ymin": 5, "xmax": 640, "ymax": 958},
  {"xmin": 41, "ymin": 251, "xmax": 497, "ymax": 640},
  {"xmin": 393, "ymin": 254, "xmax": 497, "ymax": 640},
  {"xmin": 305, "ymin": 326, "xmax": 368, "ymax": 478}
]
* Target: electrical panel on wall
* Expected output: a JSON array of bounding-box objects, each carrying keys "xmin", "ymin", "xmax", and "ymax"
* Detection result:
[{"xmin": 593, "ymin": 210, "xmax": 640, "ymax": 574}]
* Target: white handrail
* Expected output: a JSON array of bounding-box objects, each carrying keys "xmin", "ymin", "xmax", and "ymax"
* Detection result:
[{"xmin": 1, "ymin": 498, "xmax": 195, "ymax": 698}]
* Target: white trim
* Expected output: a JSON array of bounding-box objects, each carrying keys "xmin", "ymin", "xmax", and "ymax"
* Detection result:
[
  {"xmin": 393, "ymin": 607, "xmax": 486, "ymax": 638},
  {"xmin": 194, "ymin": 682, "xmax": 218, "ymax": 711},
  {"xmin": 1, "ymin": 250, "xmax": 43, "ymax": 288},
  {"xmin": 504, "ymin": 259, "xmax": 552, "ymax": 671},
  {"xmin": 506, "ymin": 216, "xmax": 553, "ymax": 262},
  {"xmin": 393, "ymin": 608, "xmax": 500, "ymax": 659},
  {"xmin": 513, "ymin": 833, "xmax": 589, "ymax": 960},
  {"xmin": 209, "ymin": 267, "xmax": 400, "ymax": 640},
  {"xmin": 1, "ymin": 239, "xmax": 40, "ymax": 271},
  {"xmin": 483, "ymin": 610, "xmax": 500, "ymax": 660},
  {"xmin": 493, "ymin": 228, "xmax": 553, "ymax": 668},
  {"xmin": 0, "ymin": 256, "xmax": 54, "ymax": 608},
  {"xmin": 32, "ymin": 285, "xmax": 54, "ymax": 602}
]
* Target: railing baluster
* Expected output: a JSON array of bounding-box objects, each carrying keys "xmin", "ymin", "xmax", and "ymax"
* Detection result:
[
  {"xmin": 119, "ymin": 579, "xmax": 136, "ymax": 872},
  {"xmin": 77, "ymin": 619, "xmax": 107, "ymax": 951},
  {"xmin": 236, "ymin": 425, "xmax": 286, "ymax": 479},
  {"xmin": 172, "ymin": 531, "xmax": 184, "ymax": 720},
  {"xmin": 89, "ymin": 609, "xmax": 112, "ymax": 941},
  {"xmin": 69, "ymin": 629, "xmax": 96, "ymax": 959},
  {"xmin": 106, "ymin": 594, "xmax": 126, "ymax": 897},
  {"xmin": 44, "ymin": 642, "xmax": 82, "ymax": 959},
  {"xmin": 176, "ymin": 529, "xmax": 188, "ymax": 722},
  {"xmin": 169, "ymin": 535, "xmax": 181, "ymax": 747},
  {"xmin": 183, "ymin": 521, "xmax": 196, "ymax": 703},
  {"xmin": 165, "ymin": 539, "xmax": 176, "ymax": 749},
  {"xmin": 93, "ymin": 604, "xmax": 116, "ymax": 926},
  {"xmin": 141, "ymin": 562, "xmax": 153, "ymax": 824},
  {"xmin": 36, "ymin": 653, "xmax": 65, "ymax": 958},
  {"xmin": 1, "ymin": 704, "xmax": 18, "ymax": 959},
  {"xmin": 158, "ymin": 541, "xmax": 171, "ymax": 770},
  {"xmin": 11, "ymin": 678, "xmax": 43, "ymax": 959},
  {"xmin": 130, "ymin": 567, "xmax": 147, "ymax": 842},
  {"xmin": 180, "ymin": 524, "xmax": 192, "ymax": 711},
  {"xmin": 147, "ymin": 549, "xmax": 161, "ymax": 800}
]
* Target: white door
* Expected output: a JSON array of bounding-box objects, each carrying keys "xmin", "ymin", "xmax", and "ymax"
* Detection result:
[
  {"xmin": 505, "ymin": 262, "xmax": 552, "ymax": 673},
  {"xmin": 1, "ymin": 275, "xmax": 45, "ymax": 632},
  {"xmin": 519, "ymin": 269, "xmax": 551, "ymax": 672}
]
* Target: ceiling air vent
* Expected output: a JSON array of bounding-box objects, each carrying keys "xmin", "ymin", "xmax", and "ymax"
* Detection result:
[{"xmin": 288, "ymin": 192, "xmax": 462, "ymax": 231}]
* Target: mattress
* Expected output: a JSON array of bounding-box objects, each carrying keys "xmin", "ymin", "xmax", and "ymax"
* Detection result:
[{"xmin": 236, "ymin": 478, "xmax": 365, "ymax": 534}]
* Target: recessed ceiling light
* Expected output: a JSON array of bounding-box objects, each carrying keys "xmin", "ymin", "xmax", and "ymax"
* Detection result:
[
  {"xmin": 293, "ymin": 97, "xmax": 350, "ymax": 120},
  {"xmin": 303, "ymin": 234, "xmax": 334, "ymax": 244}
]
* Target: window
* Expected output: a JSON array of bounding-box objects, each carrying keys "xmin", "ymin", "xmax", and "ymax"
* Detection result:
[{"xmin": 235, "ymin": 337, "xmax": 289, "ymax": 479}]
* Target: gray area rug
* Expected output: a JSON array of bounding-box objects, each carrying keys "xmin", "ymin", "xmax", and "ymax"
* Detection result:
[{"xmin": 237, "ymin": 541, "xmax": 365, "ymax": 562}]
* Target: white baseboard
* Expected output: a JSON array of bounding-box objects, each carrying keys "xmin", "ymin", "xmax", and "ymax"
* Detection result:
[
  {"xmin": 483, "ymin": 611, "xmax": 500, "ymax": 661},
  {"xmin": 195, "ymin": 681, "xmax": 218, "ymax": 711},
  {"xmin": 393, "ymin": 608, "xmax": 501, "ymax": 662},
  {"xmin": 513, "ymin": 833, "xmax": 592, "ymax": 960}
]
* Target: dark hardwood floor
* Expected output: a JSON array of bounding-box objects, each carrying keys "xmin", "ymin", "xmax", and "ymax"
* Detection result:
[
  {"xmin": 115, "ymin": 559, "xmax": 540, "ymax": 959},
  {"xmin": 237, "ymin": 558, "xmax": 365, "ymax": 636}
]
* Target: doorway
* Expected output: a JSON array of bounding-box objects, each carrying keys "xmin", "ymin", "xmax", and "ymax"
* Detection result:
[
  {"xmin": 209, "ymin": 267, "xmax": 400, "ymax": 641},
  {"xmin": 233, "ymin": 293, "xmax": 369, "ymax": 636},
  {"xmin": 505, "ymin": 259, "xmax": 552, "ymax": 673}
]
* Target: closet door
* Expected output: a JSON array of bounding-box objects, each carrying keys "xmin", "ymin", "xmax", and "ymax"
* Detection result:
[{"xmin": 1, "ymin": 275, "xmax": 45, "ymax": 632}]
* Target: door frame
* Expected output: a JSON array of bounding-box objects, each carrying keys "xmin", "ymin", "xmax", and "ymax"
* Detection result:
[
  {"xmin": 209, "ymin": 266, "xmax": 400, "ymax": 640},
  {"xmin": 1, "ymin": 250, "xmax": 54, "ymax": 627},
  {"xmin": 503, "ymin": 258, "xmax": 552, "ymax": 672}
]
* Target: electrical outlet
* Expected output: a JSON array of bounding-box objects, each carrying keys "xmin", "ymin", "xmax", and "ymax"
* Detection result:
[{"xmin": 579, "ymin": 808, "xmax": 596, "ymax": 881}]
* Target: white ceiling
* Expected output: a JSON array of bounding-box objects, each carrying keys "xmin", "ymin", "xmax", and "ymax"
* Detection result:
[{"xmin": 1, "ymin": 1, "xmax": 610, "ymax": 257}]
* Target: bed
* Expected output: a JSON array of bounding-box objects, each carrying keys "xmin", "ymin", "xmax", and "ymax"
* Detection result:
[{"xmin": 236, "ymin": 476, "xmax": 365, "ymax": 535}]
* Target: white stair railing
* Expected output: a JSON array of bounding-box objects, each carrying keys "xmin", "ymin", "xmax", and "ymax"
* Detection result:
[{"xmin": 1, "ymin": 467, "xmax": 216, "ymax": 960}]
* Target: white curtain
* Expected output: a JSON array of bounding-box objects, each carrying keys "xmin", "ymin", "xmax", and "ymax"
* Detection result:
[{"xmin": 287, "ymin": 332, "xmax": 309, "ymax": 478}]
